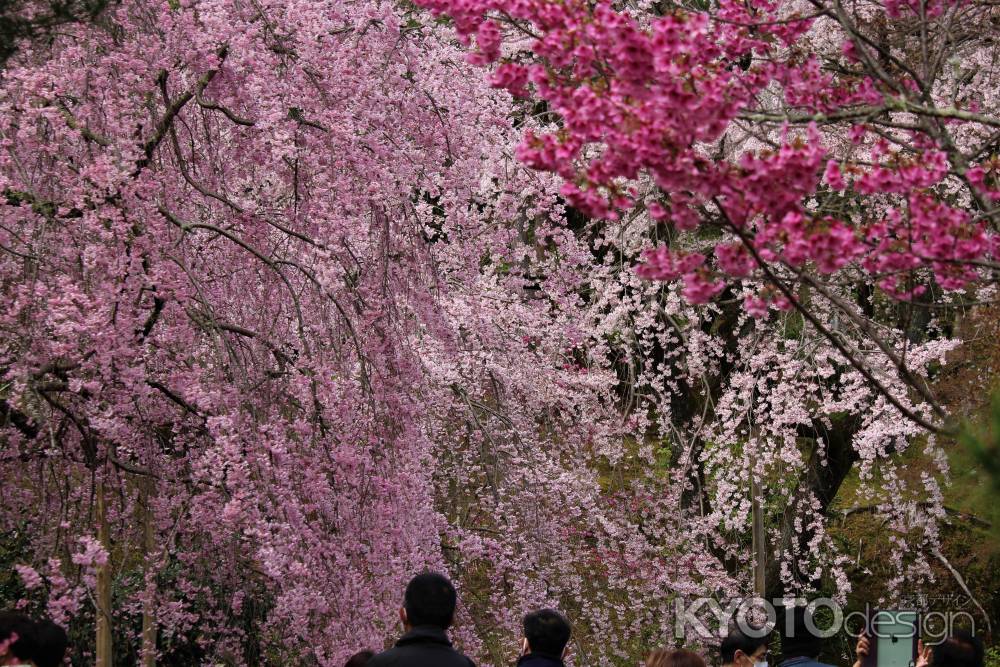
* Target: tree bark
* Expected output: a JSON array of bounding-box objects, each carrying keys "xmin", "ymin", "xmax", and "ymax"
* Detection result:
[
  {"xmin": 764, "ymin": 415, "xmax": 862, "ymax": 599},
  {"xmin": 95, "ymin": 479, "xmax": 113, "ymax": 667},
  {"xmin": 140, "ymin": 478, "xmax": 157, "ymax": 667},
  {"xmin": 751, "ymin": 469, "xmax": 766, "ymax": 596}
]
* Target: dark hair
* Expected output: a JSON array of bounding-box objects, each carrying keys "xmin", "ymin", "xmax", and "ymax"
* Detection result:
[
  {"xmin": 31, "ymin": 619, "xmax": 68, "ymax": 667},
  {"xmin": 344, "ymin": 649, "xmax": 374, "ymax": 667},
  {"xmin": 778, "ymin": 606, "xmax": 823, "ymax": 660},
  {"xmin": 0, "ymin": 611, "xmax": 39, "ymax": 661},
  {"xmin": 404, "ymin": 572, "xmax": 457, "ymax": 629},
  {"xmin": 523, "ymin": 609, "xmax": 571, "ymax": 656},
  {"xmin": 646, "ymin": 648, "xmax": 708, "ymax": 667},
  {"xmin": 720, "ymin": 627, "xmax": 770, "ymax": 664},
  {"xmin": 932, "ymin": 630, "xmax": 983, "ymax": 667}
]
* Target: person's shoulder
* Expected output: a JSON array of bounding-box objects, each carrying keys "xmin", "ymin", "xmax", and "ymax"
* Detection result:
[
  {"xmin": 443, "ymin": 647, "xmax": 475, "ymax": 667},
  {"xmin": 365, "ymin": 647, "xmax": 400, "ymax": 667},
  {"xmin": 785, "ymin": 660, "xmax": 835, "ymax": 667},
  {"xmin": 367, "ymin": 644, "xmax": 469, "ymax": 667},
  {"xmin": 777, "ymin": 659, "xmax": 828, "ymax": 667}
]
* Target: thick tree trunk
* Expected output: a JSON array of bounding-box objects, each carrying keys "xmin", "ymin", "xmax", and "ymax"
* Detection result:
[{"xmin": 764, "ymin": 415, "xmax": 861, "ymax": 599}]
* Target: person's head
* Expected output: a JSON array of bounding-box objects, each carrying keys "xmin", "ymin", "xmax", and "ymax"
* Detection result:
[
  {"xmin": 522, "ymin": 609, "xmax": 571, "ymax": 657},
  {"xmin": 31, "ymin": 619, "xmax": 68, "ymax": 667},
  {"xmin": 645, "ymin": 648, "xmax": 707, "ymax": 667},
  {"xmin": 0, "ymin": 611, "xmax": 39, "ymax": 665},
  {"xmin": 344, "ymin": 649, "xmax": 374, "ymax": 667},
  {"xmin": 931, "ymin": 630, "xmax": 983, "ymax": 667},
  {"xmin": 400, "ymin": 571, "xmax": 457, "ymax": 630},
  {"xmin": 778, "ymin": 606, "xmax": 823, "ymax": 661},
  {"xmin": 720, "ymin": 627, "xmax": 770, "ymax": 667}
]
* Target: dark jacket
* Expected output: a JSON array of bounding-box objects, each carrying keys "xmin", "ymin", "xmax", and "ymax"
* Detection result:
[
  {"xmin": 778, "ymin": 657, "xmax": 836, "ymax": 667},
  {"xmin": 367, "ymin": 626, "xmax": 476, "ymax": 667},
  {"xmin": 517, "ymin": 653, "xmax": 564, "ymax": 667}
]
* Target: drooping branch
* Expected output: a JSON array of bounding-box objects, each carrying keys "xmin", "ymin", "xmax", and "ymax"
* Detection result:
[
  {"xmin": 133, "ymin": 45, "xmax": 230, "ymax": 176},
  {"xmin": 719, "ymin": 203, "xmax": 946, "ymax": 435}
]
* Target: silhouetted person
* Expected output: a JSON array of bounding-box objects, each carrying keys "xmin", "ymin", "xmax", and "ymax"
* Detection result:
[
  {"xmin": 721, "ymin": 626, "xmax": 770, "ymax": 667},
  {"xmin": 646, "ymin": 648, "xmax": 707, "ymax": 667},
  {"xmin": 777, "ymin": 606, "xmax": 833, "ymax": 667},
  {"xmin": 0, "ymin": 611, "xmax": 39, "ymax": 666},
  {"xmin": 30, "ymin": 620, "xmax": 67, "ymax": 667},
  {"xmin": 345, "ymin": 649, "xmax": 374, "ymax": 667},
  {"xmin": 367, "ymin": 572, "xmax": 475, "ymax": 667},
  {"xmin": 518, "ymin": 609, "xmax": 571, "ymax": 667},
  {"xmin": 931, "ymin": 630, "xmax": 984, "ymax": 667}
]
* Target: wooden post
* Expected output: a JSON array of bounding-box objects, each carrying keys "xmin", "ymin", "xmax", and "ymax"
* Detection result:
[
  {"xmin": 750, "ymin": 453, "xmax": 766, "ymax": 597},
  {"xmin": 95, "ymin": 479, "xmax": 113, "ymax": 667},
  {"xmin": 140, "ymin": 478, "xmax": 157, "ymax": 667}
]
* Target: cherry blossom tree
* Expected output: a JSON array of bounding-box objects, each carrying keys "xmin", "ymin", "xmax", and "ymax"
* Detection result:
[
  {"xmin": 416, "ymin": 0, "xmax": 1000, "ymax": 433},
  {"xmin": 0, "ymin": 0, "xmax": 739, "ymax": 661},
  {"xmin": 409, "ymin": 0, "xmax": 999, "ymax": 642},
  {"xmin": 0, "ymin": 0, "xmax": 117, "ymax": 68},
  {"xmin": 0, "ymin": 0, "xmax": 991, "ymax": 663}
]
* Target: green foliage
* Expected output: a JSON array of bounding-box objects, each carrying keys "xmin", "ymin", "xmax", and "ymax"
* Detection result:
[
  {"xmin": 654, "ymin": 439, "xmax": 672, "ymax": 472},
  {"xmin": 780, "ymin": 310, "xmax": 804, "ymax": 340},
  {"xmin": 0, "ymin": 524, "xmax": 31, "ymax": 607},
  {"xmin": 959, "ymin": 391, "xmax": 1000, "ymax": 496}
]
